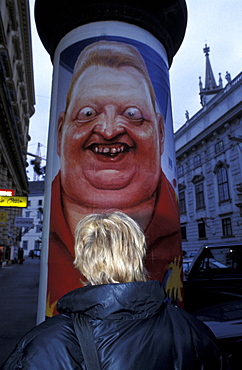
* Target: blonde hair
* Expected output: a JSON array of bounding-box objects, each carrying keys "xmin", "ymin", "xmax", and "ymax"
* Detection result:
[
  {"xmin": 74, "ymin": 212, "xmax": 147, "ymax": 285},
  {"xmin": 65, "ymin": 40, "xmax": 156, "ymax": 111}
]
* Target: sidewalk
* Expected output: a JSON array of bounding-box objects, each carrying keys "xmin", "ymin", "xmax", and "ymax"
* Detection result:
[{"xmin": 0, "ymin": 257, "xmax": 40, "ymax": 366}]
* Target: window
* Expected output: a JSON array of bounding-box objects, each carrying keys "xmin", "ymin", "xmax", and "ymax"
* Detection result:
[
  {"xmin": 22, "ymin": 240, "xmax": 28, "ymax": 250},
  {"xmin": 195, "ymin": 183, "xmax": 205, "ymax": 209},
  {"xmin": 193, "ymin": 154, "xmax": 201, "ymax": 167},
  {"xmin": 38, "ymin": 199, "xmax": 42, "ymax": 206},
  {"xmin": 179, "ymin": 191, "xmax": 186, "ymax": 214},
  {"xmin": 181, "ymin": 226, "xmax": 187, "ymax": 240},
  {"xmin": 25, "ymin": 211, "xmax": 30, "ymax": 217},
  {"xmin": 215, "ymin": 140, "xmax": 224, "ymax": 154},
  {"xmin": 198, "ymin": 222, "xmax": 206, "ymax": 239},
  {"xmin": 28, "ymin": 200, "xmax": 31, "ymax": 207},
  {"xmin": 222, "ymin": 218, "xmax": 233, "ymax": 237},
  {"xmin": 217, "ymin": 167, "xmax": 230, "ymax": 202},
  {"xmin": 34, "ymin": 240, "xmax": 40, "ymax": 249},
  {"xmin": 168, "ymin": 157, "xmax": 173, "ymax": 169},
  {"xmin": 36, "ymin": 225, "xmax": 42, "ymax": 233},
  {"xmin": 177, "ymin": 166, "xmax": 184, "ymax": 177},
  {"xmin": 37, "ymin": 210, "xmax": 42, "ymax": 219}
]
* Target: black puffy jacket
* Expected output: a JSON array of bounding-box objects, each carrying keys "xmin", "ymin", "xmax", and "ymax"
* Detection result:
[{"xmin": 2, "ymin": 281, "xmax": 228, "ymax": 369}]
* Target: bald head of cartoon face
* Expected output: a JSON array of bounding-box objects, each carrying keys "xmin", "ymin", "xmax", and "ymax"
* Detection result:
[{"xmin": 57, "ymin": 41, "xmax": 164, "ymax": 210}]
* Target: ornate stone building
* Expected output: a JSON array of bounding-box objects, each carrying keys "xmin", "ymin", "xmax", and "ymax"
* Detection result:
[
  {"xmin": 21, "ymin": 180, "xmax": 44, "ymax": 257},
  {"xmin": 175, "ymin": 45, "xmax": 242, "ymax": 252},
  {"xmin": 0, "ymin": 0, "xmax": 35, "ymax": 261}
]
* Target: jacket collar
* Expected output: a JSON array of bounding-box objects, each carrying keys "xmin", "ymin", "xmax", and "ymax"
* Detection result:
[{"xmin": 57, "ymin": 281, "xmax": 165, "ymax": 319}]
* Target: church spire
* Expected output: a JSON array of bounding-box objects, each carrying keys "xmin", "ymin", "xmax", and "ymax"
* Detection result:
[
  {"xmin": 199, "ymin": 44, "xmax": 223, "ymax": 106},
  {"xmin": 203, "ymin": 44, "xmax": 217, "ymax": 90}
]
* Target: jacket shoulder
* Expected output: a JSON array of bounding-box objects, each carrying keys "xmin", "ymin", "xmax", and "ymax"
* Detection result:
[
  {"xmin": 2, "ymin": 314, "xmax": 84, "ymax": 369},
  {"xmin": 162, "ymin": 304, "xmax": 229, "ymax": 368}
]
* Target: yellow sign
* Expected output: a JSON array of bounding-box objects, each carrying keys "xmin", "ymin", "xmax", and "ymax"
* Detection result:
[
  {"xmin": 0, "ymin": 211, "xmax": 7, "ymax": 225},
  {"xmin": 0, "ymin": 196, "xmax": 28, "ymax": 208}
]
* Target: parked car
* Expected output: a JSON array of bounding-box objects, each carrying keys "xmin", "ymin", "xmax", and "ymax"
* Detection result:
[
  {"xmin": 34, "ymin": 249, "xmax": 41, "ymax": 258},
  {"xmin": 195, "ymin": 300, "xmax": 242, "ymax": 370},
  {"xmin": 183, "ymin": 242, "xmax": 242, "ymax": 313},
  {"xmin": 183, "ymin": 249, "xmax": 199, "ymax": 258},
  {"xmin": 182, "ymin": 250, "xmax": 199, "ymax": 277},
  {"xmin": 182, "ymin": 257, "xmax": 194, "ymax": 276},
  {"xmin": 183, "ymin": 257, "xmax": 228, "ymax": 280},
  {"xmin": 183, "ymin": 243, "xmax": 242, "ymax": 369},
  {"xmin": 29, "ymin": 249, "xmax": 41, "ymax": 258}
]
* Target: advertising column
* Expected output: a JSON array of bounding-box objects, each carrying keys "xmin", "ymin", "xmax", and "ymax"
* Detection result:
[{"xmin": 35, "ymin": 0, "xmax": 187, "ymax": 321}]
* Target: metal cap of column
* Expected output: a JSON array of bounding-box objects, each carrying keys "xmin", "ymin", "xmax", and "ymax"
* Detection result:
[{"xmin": 34, "ymin": 0, "xmax": 187, "ymax": 66}]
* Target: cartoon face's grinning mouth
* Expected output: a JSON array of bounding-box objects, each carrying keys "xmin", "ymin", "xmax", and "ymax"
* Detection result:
[{"xmin": 89, "ymin": 143, "xmax": 131, "ymax": 157}]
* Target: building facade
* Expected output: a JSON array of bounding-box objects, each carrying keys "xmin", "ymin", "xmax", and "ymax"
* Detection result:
[
  {"xmin": 175, "ymin": 46, "xmax": 242, "ymax": 253},
  {"xmin": 0, "ymin": 0, "xmax": 35, "ymax": 262},
  {"xmin": 21, "ymin": 181, "xmax": 44, "ymax": 257}
]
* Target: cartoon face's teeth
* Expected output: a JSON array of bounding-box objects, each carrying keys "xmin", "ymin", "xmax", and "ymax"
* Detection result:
[{"xmin": 91, "ymin": 144, "xmax": 128, "ymax": 156}]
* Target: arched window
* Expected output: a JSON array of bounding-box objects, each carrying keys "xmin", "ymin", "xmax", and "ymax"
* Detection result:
[{"xmin": 217, "ymin": 167, "xmax": 230, "ymax": 202}]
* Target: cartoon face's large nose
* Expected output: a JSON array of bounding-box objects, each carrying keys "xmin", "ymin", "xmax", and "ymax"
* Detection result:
[{"xmin": 93, "ymin": 105, "xmax": 126, "ymax": 139}]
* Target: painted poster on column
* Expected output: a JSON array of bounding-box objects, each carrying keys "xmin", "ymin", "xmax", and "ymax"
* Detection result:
[{"xmin": 45, "ymin": 22, "xmax": 182, "ymax": 317}]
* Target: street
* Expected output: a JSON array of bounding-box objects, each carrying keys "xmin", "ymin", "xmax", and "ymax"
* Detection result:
[{"xmin": 0, "ymin": 257, "xmax": 40, "ymax": 365}]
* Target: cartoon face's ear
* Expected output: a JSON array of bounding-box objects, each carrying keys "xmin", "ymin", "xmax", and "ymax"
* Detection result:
[
  {"xmin": 57, "ymin": 112, "xmax": 65, "ymax": 156},
  {"xmin": 156, "ymin": 113, "xmax": 165, "ymax": 155}
]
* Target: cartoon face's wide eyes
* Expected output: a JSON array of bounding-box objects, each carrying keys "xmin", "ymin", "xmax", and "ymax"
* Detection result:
[
  {"xmin": 76, "ymin": 107, "xmax": 97, "ymax": 121},
  {"xmin": 122, "ymin": 107, "xmax": 143, "ymax": 121}
]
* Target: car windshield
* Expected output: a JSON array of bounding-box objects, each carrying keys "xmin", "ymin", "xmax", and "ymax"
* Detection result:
[{"xmin": 194, "ymin": 246, "xmax": 242, "ymax": 276}]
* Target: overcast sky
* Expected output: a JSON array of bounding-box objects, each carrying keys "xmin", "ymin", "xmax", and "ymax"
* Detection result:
[{"xmin": 27, "ymin": 0, "xmax": 242, "ymax": 179}]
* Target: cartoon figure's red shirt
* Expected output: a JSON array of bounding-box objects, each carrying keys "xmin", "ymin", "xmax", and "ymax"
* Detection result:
[{"xmin": 47, "ymin": 171, "xmax": 182, "ymax": 316}]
